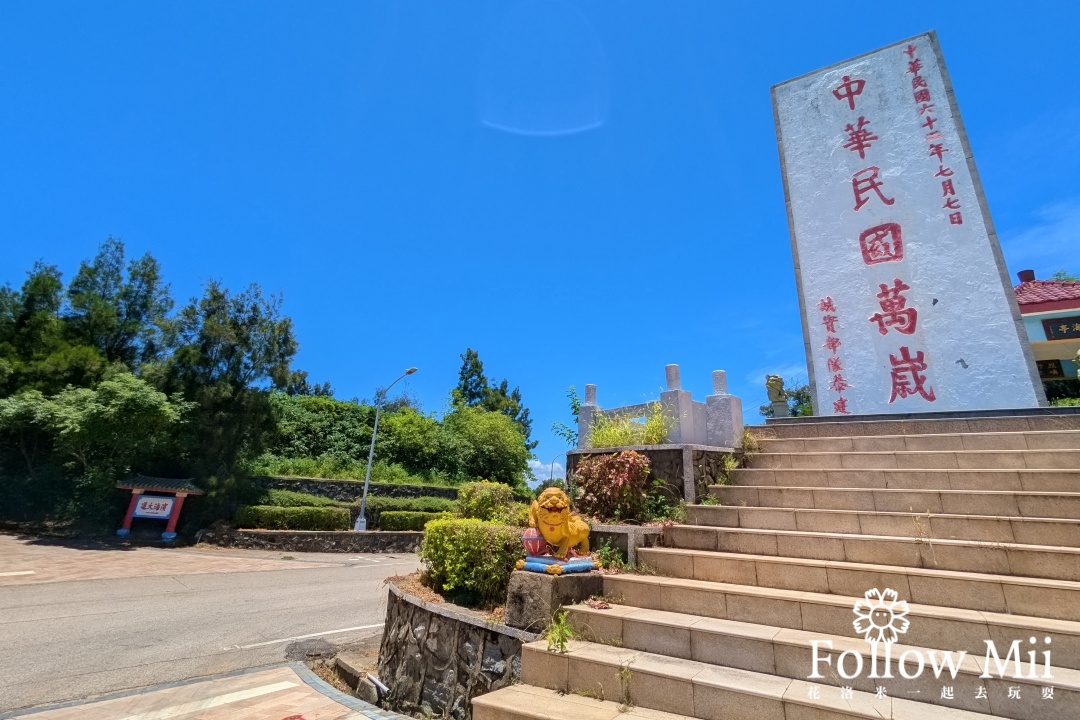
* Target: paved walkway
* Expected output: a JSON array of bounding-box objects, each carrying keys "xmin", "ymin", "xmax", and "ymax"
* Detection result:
[
  {"xmin": 0, "ymin": 533, "xmax": 420, "ymax": 715},
  {"xmin": 0, "ymin": 535, "xmax": 337, "ymax": 586},
  {"xmin": 2, "ymin": 664, "xmax": 393, "ymax": 720}
]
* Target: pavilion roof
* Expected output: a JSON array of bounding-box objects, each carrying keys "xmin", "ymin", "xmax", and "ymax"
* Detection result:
[{"xmin": 116, "ymin": 475, "xmax": 204, "ymax": 495}]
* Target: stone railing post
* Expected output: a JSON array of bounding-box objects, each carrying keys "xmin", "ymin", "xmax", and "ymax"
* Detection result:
[
  {"xmin": 577, "ymin": 384, "xmax": 598, "ymax": 449},
  {"xmin": 706, "ymin": 369, "xmax": 743, "ymax": 449},
  {"xmin": 660, "ymin": 364, "xmax": 698, "ymax": 444}
]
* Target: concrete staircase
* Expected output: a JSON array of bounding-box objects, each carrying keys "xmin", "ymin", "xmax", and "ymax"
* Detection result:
[{"xmin": 474, "ymin": 412, "xmax": 1080, "ymax": 720}]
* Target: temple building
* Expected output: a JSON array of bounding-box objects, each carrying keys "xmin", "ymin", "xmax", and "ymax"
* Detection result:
[{"xmin": 1014, "ymin": 269, "xmax": 1080, "ymax": 399}]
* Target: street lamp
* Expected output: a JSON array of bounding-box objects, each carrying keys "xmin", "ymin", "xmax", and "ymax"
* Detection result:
[{"xmin": 354, "ymin": 367, "xmax": 418, "ymax": 531}]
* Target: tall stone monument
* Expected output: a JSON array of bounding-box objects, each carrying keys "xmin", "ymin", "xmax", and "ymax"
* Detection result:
[{"xmin": 772, "ymin": 31, "xmax": 1045, "ymax": 416}]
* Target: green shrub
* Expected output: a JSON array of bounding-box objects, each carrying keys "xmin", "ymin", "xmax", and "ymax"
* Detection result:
[
  {"xmin": 456, "ymin": 480, "xmax": 515, "ymax": 521},
  {"xmin": 234, "ymin": 505, "xmax": 351, "ymax": 531},
  {"xmin": 493, "ymin": 501, "xmax": 530, "ymax": 527},
  {"xmin": 571, "ymin": 450, "xmax": 652, "ymax": 522},
  {"xmin": 379, "ymin": 510, "xmax": 451, "ymax": 531},
  {"xmin": 247, "ymin": 453, "xmax": 454, "ymax": 486},
  {"xmin": 420, "ymin": 519, "xmax": 525, "ymax": 606},
  {"xmin": 586, "ymin": 403, "xmax": 673, "ymax": 449},
  {"xmin": 643, "ymin": 478, "xmax": 685, "ymax": 523},
  {"xmin": 257, "ymin": 489, "xmax": 340, "ymax": 508},
  {"xmin": 1051, "ymin": 397, "xmax": 1080, "ymax": 406},
  {"xmin": 362, "ymin": 496, "xmax": 455, "ymax": 526}
]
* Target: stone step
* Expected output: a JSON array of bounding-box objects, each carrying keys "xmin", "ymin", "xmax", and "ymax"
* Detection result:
[
  {"xmin": 757, "ymin": 431, "xmax": 1080, "ymax": 454},
  {"xmin": 752, "ymin": 411, "xmax": 1080, "ymax": 440},
  {"xmin": 745, "ymin": 450, "xmax": 1080, "ymax": 472},
  {"xmin": 521, "ymin": 639, "xmax": 992, "ymax": 720},
  {"xmin": 728, "ymin": 468, "xmax": 1080, "ymax": 492},
  {"xmin": 709, "ymin": 485, "xmax": 1080, "ymax": 519},
  {"xmin": 565, "ymin": 602, "xmax": 1079, "ymax": 720},
  {"xmin": 472, "ymin": 683, "xmax": 693, "ymax": 720},
  {"xmin": 661, "ymin": 525, "xmax": 1080, "ymax": 582},
  {"xmin": 600, "ymin": 573, "xmax": 1080, "ymax": 671},
  {"xmin": 636, "ymin": 547, "xmax": 1080, "ymax": 623},
  {"xmin": 685, "ymin": 505, "xmax": 1080, "ymax": 548}
]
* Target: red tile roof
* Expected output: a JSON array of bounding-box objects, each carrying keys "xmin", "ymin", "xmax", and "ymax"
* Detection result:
[{"xmin": 1014, "ymin": 280, "xmax": 1080, "ymax": 312}]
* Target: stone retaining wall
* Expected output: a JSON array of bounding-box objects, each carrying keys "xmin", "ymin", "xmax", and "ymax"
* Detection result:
[
  {"xmin": 197, "ymin": 529, "xmax": 422, "ymax": 553},
  {"xmin": 254, "ymin": 477, "xmax": 460, "ymax": 502},
  {"xmin": 377, "ymin": 582, "xmax": 538, "ymax": 719}
]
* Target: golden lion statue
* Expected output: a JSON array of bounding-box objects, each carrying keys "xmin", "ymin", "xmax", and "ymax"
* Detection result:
[{"xmin": 529, "ymin": 487, "xmax": 590, "ymax": 561}]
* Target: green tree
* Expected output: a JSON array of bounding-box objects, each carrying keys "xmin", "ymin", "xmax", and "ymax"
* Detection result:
[
  {"xmin": 49, "ymin": 372, "xmax": 191, "ymax": 479},
  {"xmin": 452, "ymin": 348, "xmax": 489, "ymax": 406},
  {"xmin": 0, "ymin": 389, "xmax": 55, "ymax": 476},
  {"xmin": 0, "ymin": 263, "xmax": 106, "ymax": 395},
  {"xmin": 451, "ymin": 348, "xmax": 536, "ymax": 451},
  {"xmin": 263, "ymin": 392, "xmax": 373, "ymax": 462},
  {"xmin": 0, "ymin": 374, "xmax": 190, "ymax": 521},
  {"xmin": 66, "ymin": 238, "xmax": 173, "ymax": 368},
  {"xmin": 1050, "ymin": 270, "xmax": 1079, "ymax": 282},
  {"xmin": 282, "ymin": 369, "xmax": 333, "ymax": 397},
  {"xmin": 381, "ymin": 407, "xmax": 443, "ymax": 476},
  {"xmin": 160, "ymin": 281, "xmax": 298, "ymax": 474},
  {"xmin": 441, "ymin": 405, "xmax": 529, "ymax": 486}
]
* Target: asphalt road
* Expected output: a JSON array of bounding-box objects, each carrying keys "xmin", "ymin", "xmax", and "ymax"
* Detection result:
[{"xmin": 0, "ymin": 544, "xmax": 420, "ymax": 714}]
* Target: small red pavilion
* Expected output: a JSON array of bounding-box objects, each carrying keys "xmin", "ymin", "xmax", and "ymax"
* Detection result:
[{"xmin": 116, "ymin": 475, "xmax": 204, "ymax": 541}]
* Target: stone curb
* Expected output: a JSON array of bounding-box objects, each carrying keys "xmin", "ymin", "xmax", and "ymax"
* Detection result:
[
  {"xmin": 197, "ymin": 529, "xmax": 422, "ymax": 553},
  {"xmin": 290, "ymin": 661, "xmax": 408, "ymax": 719}
]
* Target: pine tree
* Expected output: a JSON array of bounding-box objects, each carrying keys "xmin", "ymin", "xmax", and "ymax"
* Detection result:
[{"xmin": 451, "ymin": 348, "xmax": 536, "ymax": 451}]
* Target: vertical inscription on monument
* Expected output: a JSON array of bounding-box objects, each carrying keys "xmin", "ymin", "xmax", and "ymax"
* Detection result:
[{"xmin": 772, "ymin": 31, "xmax": 1044, "ymax": 415}]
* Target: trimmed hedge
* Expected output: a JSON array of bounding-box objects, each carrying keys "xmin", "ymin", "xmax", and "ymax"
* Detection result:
[
  {"xmin": 235, "ymin": 505, "xmax": 351, "ymax": 531},
  {"xmin": 362, "ymin": 496, "xmax": 455, "ymax": 526},
  {"xmin": 257, "ymin": 489, "xmax": 340, "ymax": 508},
  {"xmin": 420, "ymin": 519, "xmax": 525, "ymax": 606},
  {"xmin": 378, "ymin": 510, "xmax": 451, "ymax": 531}
]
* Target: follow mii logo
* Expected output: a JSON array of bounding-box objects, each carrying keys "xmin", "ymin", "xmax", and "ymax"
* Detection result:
[{"xmin": 808, "ymin": 588, "xmax": 1055, "ymax": 684}]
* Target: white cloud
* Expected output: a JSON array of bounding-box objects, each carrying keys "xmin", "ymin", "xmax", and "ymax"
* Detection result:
[
  {"xmin": 1001, "ymin": 200, "xmax": 1080, "ymax": 278},
  {"xmin": 528, "ymin": 458, "xmax": 565, "ymax": 486}
]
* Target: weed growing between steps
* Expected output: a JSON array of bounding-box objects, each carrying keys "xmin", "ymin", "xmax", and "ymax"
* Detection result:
[
  {"xmin": 593, "ymin": 539, "xmax": 631, "ymax": 571},
  {"xmin": 545, "ymin": 611, "xmax": 575, "ymax": 653},
  {"xmin": 618, "ymin": 662, "xmax": 634, "ymax": 710}
]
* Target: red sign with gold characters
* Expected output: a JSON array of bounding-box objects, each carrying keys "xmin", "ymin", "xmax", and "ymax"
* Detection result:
[{"xmin": 772, "ymin": 32, "xmax": 1044, "ymax": 415}]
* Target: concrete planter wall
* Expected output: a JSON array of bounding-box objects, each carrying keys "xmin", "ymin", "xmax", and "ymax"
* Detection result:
[
  {"xmin": 377, "ymin": 582, "xmax": 538, "ymax": 720},
  {"xmin": 566, "ymin": 444, "xmax": 735, "ymax": 504}
]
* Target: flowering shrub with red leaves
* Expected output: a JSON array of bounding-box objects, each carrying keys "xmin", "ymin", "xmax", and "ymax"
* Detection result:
[{"xmin": 571, "ymin": 450, "xmax": 652, "ymax": 522}]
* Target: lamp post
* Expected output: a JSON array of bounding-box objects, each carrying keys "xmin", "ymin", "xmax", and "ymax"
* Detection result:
[{"xmin": 354, "ymin": 367, "xmax": 417, "ymax": 531}]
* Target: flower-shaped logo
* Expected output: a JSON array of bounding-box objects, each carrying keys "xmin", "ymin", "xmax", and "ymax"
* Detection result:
[{"xmin": 853, "ymin": 588, "xmax": 910, "ymax": 644}]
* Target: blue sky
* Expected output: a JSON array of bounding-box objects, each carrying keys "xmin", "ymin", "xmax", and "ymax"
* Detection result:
[{"xmin": 1, "ymin": 2, "xmax": 1077, "ymax": 481}]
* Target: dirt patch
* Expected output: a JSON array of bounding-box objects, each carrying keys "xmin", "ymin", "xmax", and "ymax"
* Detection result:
[
  {"xmin": 310, "ymin": 659, "xmax": 356, "ymax": 695},
  {"xmin": 385, "ymin": 571, "xmax": 506, "ymax": 623}
]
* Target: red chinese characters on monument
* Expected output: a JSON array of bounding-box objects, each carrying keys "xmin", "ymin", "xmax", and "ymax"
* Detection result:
[
  {"xmin": 842, "ymin": 117, "xmax": 878, "ymax": 159},
  {"xmin": 818, "ymin": 296, "xmax": 851, "ymax": 414},
  {"xmin": 832, "ymin": 75, "xmax": 866, "ymax": 110},
  {"xmin": 889, "ymin": 346, "xmax": 936, "ymax": 402},
  {"xmin": 828, "ymin": 60, "xmax": 936, "ymax": 408},
  {"xmin": 859, "ymin": 223, "xmax": 903, "ymax": 265},
  {"xmin": 869, "ymin": 279, "xmax": 918, "ymax": 336},
  {"xmin": 851, "ymin": 167, "xmax": 895, "ymax": 211},
  {"xmin": 903, "ymin": 43, "xmax": 963, "ymax": 226}
]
